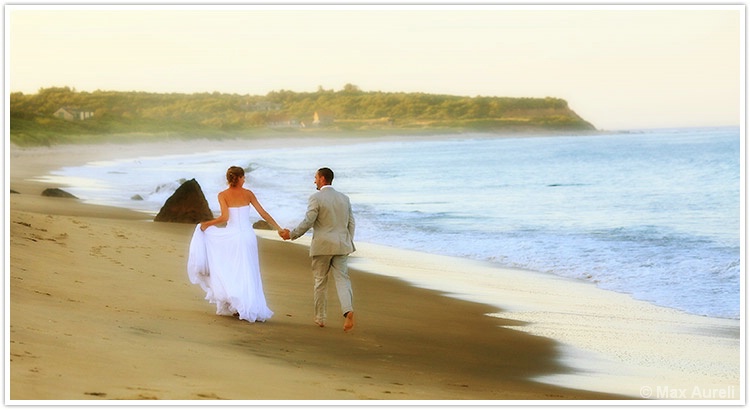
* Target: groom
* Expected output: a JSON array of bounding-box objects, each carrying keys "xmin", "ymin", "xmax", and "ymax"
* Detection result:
[{"xmin": 280, "ymin": 168, "xmax": 356, "ymax": 331}]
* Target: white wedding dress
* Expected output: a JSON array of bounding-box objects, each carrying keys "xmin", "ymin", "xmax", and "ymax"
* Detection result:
[{"xmin": 187, "ymin": 206, "xmax": 273, "ymax": 322}]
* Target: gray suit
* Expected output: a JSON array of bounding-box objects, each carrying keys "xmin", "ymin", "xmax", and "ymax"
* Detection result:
[
  {"xmin": 290, "ymin": 186, "xmax": 355, "ymax": 256},
  {"xmin": 290, "ymin": 185, "xmax": 355, "ymax": 323}
]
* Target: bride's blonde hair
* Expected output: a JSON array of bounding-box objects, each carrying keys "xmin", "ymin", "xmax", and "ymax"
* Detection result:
[{"xmin": 226, "ymin": 166, "xmax": 245, "ymax": 187}]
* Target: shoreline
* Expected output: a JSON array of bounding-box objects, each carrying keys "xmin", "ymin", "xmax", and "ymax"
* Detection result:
[
  {"xmin": 337, "ymin": 234, "xmax": 740, "ymax": 397},
  {"xmin": 7, "ymin": 136, "xmax": 741, "ymax": 401}
]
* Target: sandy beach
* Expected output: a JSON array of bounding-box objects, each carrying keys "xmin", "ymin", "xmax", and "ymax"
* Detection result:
[{"xmin": 7, "ymin": 136, "xmax": 741, "ymax": 402}]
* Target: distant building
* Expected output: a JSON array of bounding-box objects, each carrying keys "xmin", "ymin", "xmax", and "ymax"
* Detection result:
[
  {"xmin": 267, "ymin": 118, "xmax": 302, "ymax": 128},
  {"xmin": 255, "ymin": 101, "xmax": 282, "ymax": 111},
  {"xmin": 53, "ymin": 107, "xmax": 94, "ymax": 121},
  {"xmin": 241, "ymin": 101, "xmax": 282, "ymax": 112},
  {"xmin": 266, "ymin": 114, "xmax": 304, "ymax": 128},
  {"xmin": 312, "ymin": 111, "xmax": 334, "ymax": 126}
]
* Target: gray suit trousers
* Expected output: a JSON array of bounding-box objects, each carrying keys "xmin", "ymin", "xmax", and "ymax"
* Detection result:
[{"xmin": 311, "ymin": 254, "xmax": 353, "ymax": 322}]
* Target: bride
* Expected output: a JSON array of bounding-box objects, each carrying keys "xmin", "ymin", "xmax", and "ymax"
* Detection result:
[{"xmin": 187, "ymin": 166, "xmax": 283, "ymax": 322}]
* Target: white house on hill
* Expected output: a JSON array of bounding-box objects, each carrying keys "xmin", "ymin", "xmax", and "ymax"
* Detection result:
[{"xmin": 53, "ymin": 107, "xmax": 94, "ymax": 121}]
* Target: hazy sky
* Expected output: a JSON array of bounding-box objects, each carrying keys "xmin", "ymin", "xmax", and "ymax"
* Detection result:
[{"xmin": 6, "ymin": 5, "xmax": 743, "ymax": 130}]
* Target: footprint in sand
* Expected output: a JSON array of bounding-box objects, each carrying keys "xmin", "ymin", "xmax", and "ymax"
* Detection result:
[
  {"xmin": 196, "ymin": 392, "xmax": 225, "ymax": 399},
  {"xmin": 84, "ymin": 392, "xmax": 107, "ymax": 397},
  {"xmin": 71, "ymin": 219, "xmax": 89, "ymax": 229}
]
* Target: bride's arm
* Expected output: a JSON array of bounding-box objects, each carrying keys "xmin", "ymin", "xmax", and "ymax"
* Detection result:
[
  {"xmin": 200, "ymin": 192, "xmax": 230, "ymax": 231},
  {"xmin": 248, "ymin": 190, "xmax": 283, "ymax": 232}
]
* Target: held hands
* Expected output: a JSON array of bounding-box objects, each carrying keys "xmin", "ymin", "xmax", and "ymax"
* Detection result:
[{"xmin": 278, "ymin": 229, "xmax": 291, "ymax": 241}]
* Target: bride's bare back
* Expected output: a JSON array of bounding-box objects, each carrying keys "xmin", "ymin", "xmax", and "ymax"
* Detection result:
[{"xmin": 220, "ymin": 186, "xmax": 254, "ymax": 208}]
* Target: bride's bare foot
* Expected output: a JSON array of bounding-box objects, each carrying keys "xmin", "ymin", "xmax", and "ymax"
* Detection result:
[
  {"xmin": 343, "ymin": 311, "xmax": 354, "ymax": 331},
  {"xmin": 314, "ymin": 319, "xmax": 326, "ymax": 327}
]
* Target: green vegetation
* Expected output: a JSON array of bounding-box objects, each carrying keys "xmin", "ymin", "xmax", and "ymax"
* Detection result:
[{"xmin": 10, "ymin": 84, "xmax": 596, "ymax": 146}]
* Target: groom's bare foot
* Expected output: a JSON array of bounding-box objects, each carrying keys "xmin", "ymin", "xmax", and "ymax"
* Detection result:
[
  {"xmin": 314, "ymin": 319, "xmax": 326, "ymax": 327},
  {"xmin": 343, "ymin": 311, "xmax": 354, "ymax": 331}
]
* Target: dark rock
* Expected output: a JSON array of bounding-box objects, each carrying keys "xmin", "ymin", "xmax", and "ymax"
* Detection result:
[
  {"xmin": 153, "ymin": 179, "xmax": 214, "ymax": 223},
  {"xmin": 252, "ymin": 220, "xmax": 274, "ymax": 230},
  {"xmin": 41, "ymin": 188, "xmax": 77, "ymax": 198},
  {"xmin": 131, "ymin": 194, "xmax": 144, "ymax": 200}
]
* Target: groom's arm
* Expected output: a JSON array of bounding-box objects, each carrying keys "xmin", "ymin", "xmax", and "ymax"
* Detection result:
[
  {"xmin": 290, "ymin": 195, "xmax": 319, "ymax": 241},
  {"xmin": 347, "ymin": 200, "xmax": 355, "ymax": 239},
  {"xmin": 346, "ymin": 199, "xmax": 356, "ymax": 252}
]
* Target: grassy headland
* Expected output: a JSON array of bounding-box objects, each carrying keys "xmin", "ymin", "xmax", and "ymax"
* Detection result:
[{"xmin": 10, "ymin": 85, "xmax": 596, "ymax": 146}]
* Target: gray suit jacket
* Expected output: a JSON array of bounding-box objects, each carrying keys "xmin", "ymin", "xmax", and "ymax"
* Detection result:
[{"xmin": 290, "ymin": 186, "xmax": 356, "ymax": 257}]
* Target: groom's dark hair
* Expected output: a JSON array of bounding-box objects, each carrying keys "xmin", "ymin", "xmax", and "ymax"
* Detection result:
[{"xmin": 318, "ymin": 167, "xmax": 334, "ymax": 184}]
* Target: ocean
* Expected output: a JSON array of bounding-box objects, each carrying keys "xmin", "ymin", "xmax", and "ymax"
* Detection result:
[{"xmin": 44, "ymin": 127, "xmax": 742, "ymax": 319}]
